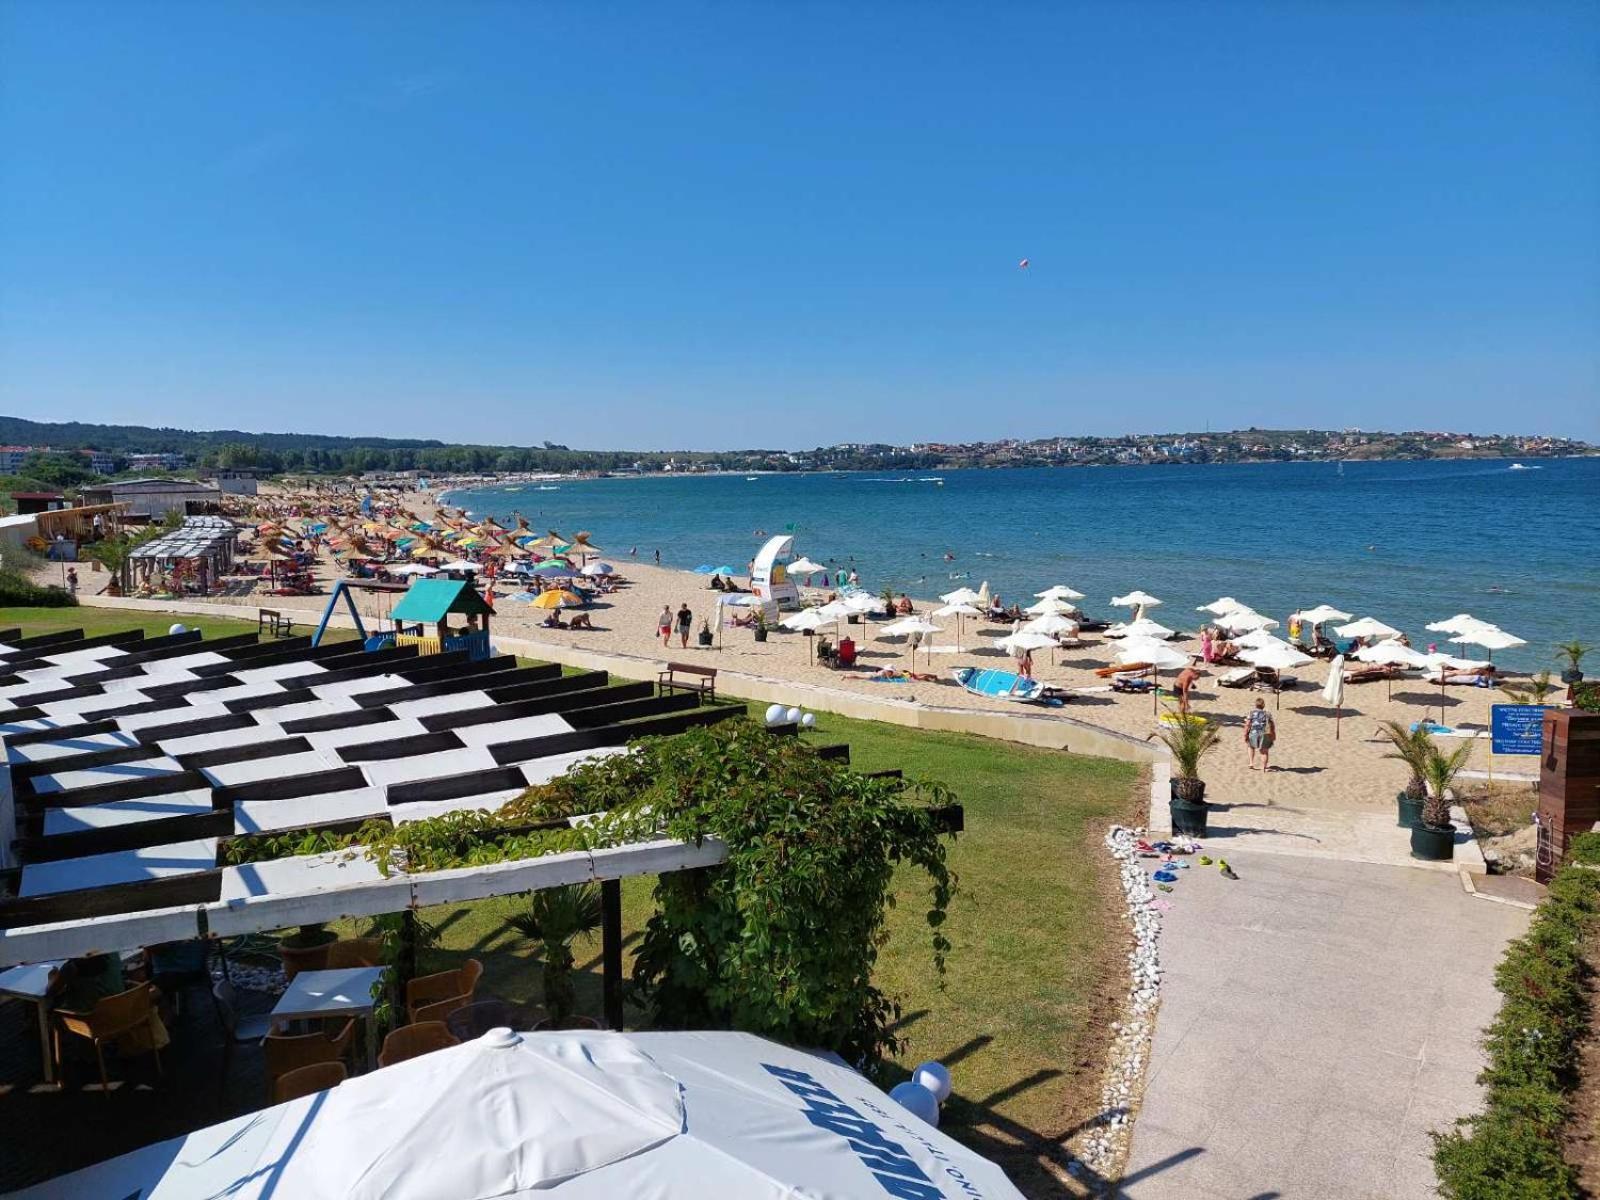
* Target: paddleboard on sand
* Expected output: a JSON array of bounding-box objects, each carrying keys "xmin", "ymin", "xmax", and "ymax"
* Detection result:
[{"xmin": 952, "ymin": 666, "xmax": 1045, "ymax": 703}]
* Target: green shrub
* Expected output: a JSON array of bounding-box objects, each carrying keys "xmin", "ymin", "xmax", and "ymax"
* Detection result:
[
  {"xmin": 1433, "ymin": 866, "xmax": 1600, "ymax": 1198},
  {"xmin": 0, "ymin": 567, "xmax": 76, "ymax": 607},
  {"xmin": 1565, "ymin": 830, "xmax": 1600, "ymax": 866},
  {"xmin": 1574, "ymin": 682, "xmax": 1600, "ymax": 714}
]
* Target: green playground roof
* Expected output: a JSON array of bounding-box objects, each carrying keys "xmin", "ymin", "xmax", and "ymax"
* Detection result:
[{"xmin": 389, "ymin": 577, "xmax": 494, "ymax": 623}]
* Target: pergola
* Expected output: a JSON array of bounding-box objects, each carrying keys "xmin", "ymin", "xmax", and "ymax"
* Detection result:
[{"xmin": 127, "ymin": 516, "xmax": 239, "ymax": 593}]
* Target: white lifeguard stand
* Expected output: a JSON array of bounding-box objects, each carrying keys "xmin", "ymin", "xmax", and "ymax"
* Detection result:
[{"xmin": 750, "ymin": 534, "xmax": 800, "ymax": 609}]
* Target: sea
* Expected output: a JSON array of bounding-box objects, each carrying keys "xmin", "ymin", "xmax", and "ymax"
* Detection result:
[{"xmin": 443, "ymin": 457, "xmax": 1600, "ymax": 673}]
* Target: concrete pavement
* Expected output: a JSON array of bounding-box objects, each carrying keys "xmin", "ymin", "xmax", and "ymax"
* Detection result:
[{"xmin": 1119, "ymin": 849, "xmax": 1527, "ymax": 1199}]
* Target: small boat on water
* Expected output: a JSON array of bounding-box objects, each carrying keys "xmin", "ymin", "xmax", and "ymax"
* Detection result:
[{"xmin": 951, "ymin": 666, "xmax": 1045, "ymax": 703}]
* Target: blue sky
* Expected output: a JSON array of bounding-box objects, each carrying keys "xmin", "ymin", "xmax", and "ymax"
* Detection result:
[{"xmin": 2, "ymin": 2, "xmax": 1596, "ymax": 448}]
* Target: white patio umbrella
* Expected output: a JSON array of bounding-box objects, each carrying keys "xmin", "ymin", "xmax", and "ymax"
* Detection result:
[
  {"xmin": 1024, "ymin": 596, "xmax": 1080, "ymax": 617},
  {"xmin": 881, "ymin": 615, "xmax": 943, "ymax": 670},
  {"xmin": 1291, "ymin": 604, "xmax": 1351, "ymax": 626},
  {"xmin": 1354, "ymin": 639, "xmax": 1431, "ymax": 701},
  {"xmin": 388, "ymin": 563, "xmax": 438, "ymax": 577},
  {"xmin": 1035, "ymin": 584, "xmax": 1086, "ymax": 601},
  {"xmin": 1216, "ymin": 609, "xmax": 1279, "ymax": 633},
  {"xmin": 1425, "ymin": 613, "xmax": 1484, "ymax": 635},
  {"xmin": 1421, "ymin": 651, "xmax": 1491, "ymax": 722},
  {"xmin": 940, "ymin": 586, "xmax": 982, "ymax": 606},
  {"xmin": 786, "ymin": 556, "xmax": 826, "ymax": 577},
  {"xmin": 16, "ymin": 1029, "xmax": 1026, "ymax": 1200},
  {"xmin": 932, "ymin": 602, "xmax": 981, "ymax": 650},
  {"xmin": 1022, "ymin": 612, "xmax": 1079, "ymax": 663},
  {"xmin": 1241, "ymin": 640, "xmax": 1313, "ymax": 710},
  {"xmin": 580, "ymin": 561, "xmax": 617, "ymax": 577},
  {"xmin": 1111, "ymin": 617, "xmax": 1175, "ymax": 640},
  {"xmin": 1334, "ymin": 616, "xmax": 1400, "ymax": 642},
  {"xmin": 1116, "ymin": 636, "xmax": 1191, "ymax": 713},
  {"xmin": 1234, "ymin": 628, "xmax": 1286, "ymax": 650},
  {"xmin": 1111, "ymin": 590, "xmax": 1163, "ymax": 609},
  {"xmin": 779, "ymin": 607, "xmax": 829, "ymax": 662},
  {"xmin": 842, "ymin": 590, "xmax": 883, "ymax": 634},
  {"xmin": 997, "ymin": 629, "xmax": 1057, "ymax": 655},
  {"xmin": 438, "ymin": 559, "xmax": 480, "ymax": 573},
  {"xmin": 1451, "ymin": 626, "xmax": 1526, "ymax": 661},
  {"xmin": 1322, "ymin": 654, "xmax": 1347, "ymax": 738},
  {"xmin": 1196, "ymin": 596, "xmax": 1243, "ymax": 615},
  {"xmin": 814, "ymin": 599, "xmax": 854, "ymax": 639}
]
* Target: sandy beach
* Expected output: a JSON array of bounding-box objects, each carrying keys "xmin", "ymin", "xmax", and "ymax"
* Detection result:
[{"xmin": 131, "ymin": 486, "xmax": 1532, "ymax": 839}]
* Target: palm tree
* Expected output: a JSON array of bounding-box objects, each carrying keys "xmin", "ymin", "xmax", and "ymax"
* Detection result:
[
  {"xmin": 1374, "ymin": 719, "xmax": 1431, "ymax": 801},
  {"xmin": 1151, "ymin": 710, "xmax": 1222, "ymax": 801},
  {"xmin": 1420, "ymin": 741, "xmax": 1474, "ymax": 830},
  {"xmin": 1557, "ymin": 642, "xmax": 1590, "ymax": 683},
  {"xmin": 509, "ymin": 884, "xmax": 602, "ymax": 1027},
  {"xmin": 1499, "ymin": 670, "xmax": 1558, "ymax": 706}
]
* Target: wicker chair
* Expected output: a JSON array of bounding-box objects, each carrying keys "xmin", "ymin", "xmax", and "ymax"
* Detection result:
[
  {"xmin": 324, "ymin": 938, "xmax": 384, "ymax": 969},
  {"xmin": 273, "ymin": 1061, "xmax": 348, "ymax": 1103},
  {"xmin": 262, "ymin": 1019, "xmax": 355, "ymax": 1099},
  {"xmin": 378, "ymin": 1020, "xmax": 459, "ymax": 1068},
  {"xmin": 404, "ymin": 958, "xmax": 482, "ymax": 1024},
  {"xmin": 53, "ymin": 982, "xmax": 164, "ymax": 1096}
]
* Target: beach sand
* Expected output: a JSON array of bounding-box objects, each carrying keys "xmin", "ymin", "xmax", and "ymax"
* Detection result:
[{"xmin": 155, "ymin": 499, "xmax": 1530, "ymax": 837}]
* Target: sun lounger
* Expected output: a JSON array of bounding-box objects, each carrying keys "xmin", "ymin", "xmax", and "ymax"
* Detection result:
[
  {"xmin": 1345, "ymin": 664, "xmax": 1401, "ymax": 684},
  {"xmin": 1217, "ymin": 666, "xmax": 1256, "ymax": 688}
]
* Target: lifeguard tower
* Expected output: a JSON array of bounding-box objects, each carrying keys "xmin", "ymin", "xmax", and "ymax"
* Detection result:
[{"xmin": 750, "ymin": 535, "xmax": 800, "ymax": 609}]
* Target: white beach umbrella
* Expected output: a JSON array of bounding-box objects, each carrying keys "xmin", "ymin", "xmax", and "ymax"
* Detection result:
[
  {"xmin": 1035, "ymin": 584, "xmax": 1087, "ymax": 601},
  {"xmin": 1425, "ymin": 613, "xmax": 1484, "ymax": 635},
  {"xmin": 1353, "ymin": 639, "xmax": 1430, "ymax": 701},
  {"xmin": 438, "ymin": 558, "xmax": 479, "ymax": 573},
  {"xmin": 1113, "ymin": 617, "xmax": 1175, "ymax": 640},
  {"xmin": 881, "ymin": 615, "xmax": 943, "ymax": 669},
  {"xmin": 1334, "ymin": 617, "xmax": 1400, "ymax": 641},
  {"xmin": 1421, "ymin": 651, "xmax": 1490, "ymax": 722},
  {"xmin": 580, "ymin": 561, "xmax": 616, "ymax": 577},
  {"xmin": 389, "ymin": 563, "xmax": 438, "ymax": 577},
  {"xmin": 841, "ymin": 590, "xmax": 884, "ymax": 634},
  {"xmin": 940, "ymin": 586, "xmax": 982, "ymax": 606},
  {"xmin": 933, "ymin": 602, "xmax": 981, "ymax": 650},
  {"xmin": 1234, "ymin": 628, "xmax": 1286, "ymax": 650},
  {"xmin": 786, "ymin": 556, "xmax": 826, "ymax": 577},
  {"xmin": 997, "ymin": 629, "xmax": 1057, "ymax": 654},
  {"xmin": 1243, "ymin": 641, "xmax": 1312, "ymax": 711},
  {"xmin": 1216, "ymin": 609, "xmax": 1279, "ymax": 633},
  {"xmin": 1022, "ymin": 612, "xmax": 1079, "ymax": 637},
  {"xmin": 780, "ymin": 608, "xmax": 828, "ymax": 631},
  {"xmin": 1111, "ymin": 590, "xmax": 1163, "ymax": 609},
  {"xmin": 1292, "ymin": 604, "xmax": 1352, "ymax": 626},
  {"xmin": 1451, "ymin": 627, "xmax": 1526, "ymax": 660},
  {"xmin": 1116, "ymin": 636, "xmax": 1190, "ymax": 713},
  {"xmin": 1196, "ymin": 596, "xmax": 1243, "ymax": 615},
  {"xmin": 1322, "ymin": 654, "xmax": 1347, "ymax": 738},
  {"xmin": 1024, "ymin": 596, "xmax": 1079, "ymax": 617}
]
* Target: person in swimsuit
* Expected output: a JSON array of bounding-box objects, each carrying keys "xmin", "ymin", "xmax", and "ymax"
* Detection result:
[
  {"xmin": 658, "ymin": 605, "xmax": 673, "ymax": 648},
  {"xmin": 1174, "ymin": 665, "xmax": 1201, "ymax": 715},
  {"xmin": 1245, "ymin": 698, "xmax": 1276, "ymax": 770}
]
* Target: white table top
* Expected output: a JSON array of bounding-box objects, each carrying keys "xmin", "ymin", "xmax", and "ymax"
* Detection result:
[{"xmin": 270, "ymin": 966, "xmax": 386, "ymax": 1022}]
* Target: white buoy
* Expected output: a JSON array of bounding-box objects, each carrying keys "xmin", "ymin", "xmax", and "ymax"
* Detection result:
[
  {"xmin": 889, "ymin": 1081, "xmax": 940, "ymax": 1125},
  {"xmin": 764, "ymin": 704, "xmax": 785, "ymax": 727},
  {"xmin": 800, "ymin": 712, "xmax": 816, "ymax": 729},
  {"xmin": 913, "ymin": 1061, "xmax": 952, "ymax": 1102}
]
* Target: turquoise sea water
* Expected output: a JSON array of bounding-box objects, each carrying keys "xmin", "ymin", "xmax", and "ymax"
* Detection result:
[{"xmin": 445, "ymin": 458, "xmax": 1600, "ymax": 672}]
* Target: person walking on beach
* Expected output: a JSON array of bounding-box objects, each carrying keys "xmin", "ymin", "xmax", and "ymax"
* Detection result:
[
  {"xmin": 654, "ymin": 549, "xmax": 660, "ymax": 565},
  {"xmin": 676, "ymin": 603, "xmax": 693, "ymax": 649},
  {"xmin": 1245, "ymin": 698, "xmax": 1276, "ymax": 770},
  {"xmin": 658, "ymin": 605, "xmax": 673, "ymax": 648}
]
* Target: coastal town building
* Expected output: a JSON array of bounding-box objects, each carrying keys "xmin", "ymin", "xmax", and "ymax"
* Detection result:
[{"xmin": 77, "ymin": 477, "xmax": 222, "ymax": 521}]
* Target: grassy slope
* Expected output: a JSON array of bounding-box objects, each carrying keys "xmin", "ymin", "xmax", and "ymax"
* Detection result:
[{"xmin": 3, "ymin": 605, "xmax": 1140, "ymax": 1196}]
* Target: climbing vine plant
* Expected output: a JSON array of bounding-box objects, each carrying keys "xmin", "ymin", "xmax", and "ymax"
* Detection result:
[{"xmin": 503, "ymin": 721, "xmax": 958, "ymax": 1069}]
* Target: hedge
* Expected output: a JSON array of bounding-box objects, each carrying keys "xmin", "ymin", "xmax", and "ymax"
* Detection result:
[
  {"xmin": 0, "ymin": 568, "xmax": 76, "ymax": 608},
  {"xmin": 1432, "ymin": 864, "xmax": 1600, "ymax": 1199}
]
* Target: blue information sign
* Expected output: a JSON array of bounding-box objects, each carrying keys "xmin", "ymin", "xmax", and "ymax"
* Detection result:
[{"xmin": 1491, "ymin": 704, "xmax": 1548, "ymax": 756}]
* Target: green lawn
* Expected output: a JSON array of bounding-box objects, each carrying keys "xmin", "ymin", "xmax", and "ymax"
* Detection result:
[
  {"xmin": 5, "ymin": 605, "xmax": 1141, "ymax": 1196},
  {"xmin": 0, "ymin": 604, "xmax": 360, "ymax": 645}
]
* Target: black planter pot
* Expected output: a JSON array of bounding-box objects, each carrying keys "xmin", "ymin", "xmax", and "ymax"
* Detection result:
[
  {"xmin": 1562, "ymin": 668, "xmax": 1584, "ymax": 685},
  {"xmin": 697, "ymin": 631, "xmax": 714, "ymax": 647},
  {"xmin": 753, "ymin": 628, "xmax": 768, "ymax": 642},
  {"xmin": 1169, "ymin": 778, "xmax": 1207, "ymax": 804},
  {"xmin": 1396, "ymin": 792, "xmax": 1424, "ymax": 828},
  {"xmin": 1409, "ymin": 822, "xmax": 1455, "ymax": 861},
  {"xmin": 1169, "ymin": 799, "xmax": 1208, "ymax": 837}
]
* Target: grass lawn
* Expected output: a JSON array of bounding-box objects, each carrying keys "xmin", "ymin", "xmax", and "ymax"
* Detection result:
[
  {"xmin": 0, "ymin": 604, "xmax": 360, "ymax": 645},
  {"xmin": 4, "ymin": 605, "xmax": 1142, "ymax": 1197}
]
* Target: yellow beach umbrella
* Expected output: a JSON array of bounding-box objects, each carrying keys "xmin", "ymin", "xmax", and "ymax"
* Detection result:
[{"xmin": 530, "ymin": 589, "xmax": 582, "ymax": 609}]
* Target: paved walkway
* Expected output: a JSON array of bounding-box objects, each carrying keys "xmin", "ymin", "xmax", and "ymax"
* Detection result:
[{"xmin": 1120, "ymin": 849, "xmax": 1528, "ymax": 1200}]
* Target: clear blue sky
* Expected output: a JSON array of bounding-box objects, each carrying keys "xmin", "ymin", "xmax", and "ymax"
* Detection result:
[{"xmin": 2, "ymin": 2, "xmax": 1596, "ymax": 449}]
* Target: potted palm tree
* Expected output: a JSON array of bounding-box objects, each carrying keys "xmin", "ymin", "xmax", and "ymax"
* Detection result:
[
  {"xmin": 697, "ymin": 619, "xmax": 714, "ymax": 648},
  {"xmin": 1558, "ymin": 642, "xmax": 1589, "ymax": 686},
  {"xmin": 752, "ymin": 607, "xmax": 768, "ymax": 643},
  {"xmin": 1151, "ymin": 711, "xmax": 1221, "ymax": 836},
  {"xmin": 1411, "ymin": 739, "xmax": 1472, "ymax": 861},
  {"xmin": 1375, "ymin": 719, "xmax": 1432, "ymax": 827},
  {"xmin": 1498, "ymin": 670, "xmax": 1558, "ymax": 707},
  {"xmin": 510, "ymin": 884, "xmax": 604, "ymax": 1030}
]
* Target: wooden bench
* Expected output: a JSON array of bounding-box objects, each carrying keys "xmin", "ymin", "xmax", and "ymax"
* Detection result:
[
  {"xmin": 658, "ymin": 662, "xmax": 716, "ymax": 702},
  {"xmin": 258, "ymin": 609, "xmax": 297, "ymax": 638}
]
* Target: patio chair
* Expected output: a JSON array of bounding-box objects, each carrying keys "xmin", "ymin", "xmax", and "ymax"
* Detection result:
[
  {"xmin": 273, "ymin": 1061, "xmax": 347, "ymax": 1103},
  {"xmin": 405, "ymin": 958, "xmax": 483, "ymax": 1024},
  {"xmin": 263, "ymin": 1019, "xmax": 355, "ymax": 1100},
  {"xmin": 378, "ymin": 1021, "xmax": 459, "ymax": 1068},
  {"xmin": 324, "ymin": 938, "xmax": 385, "ymax": 969},
  {"xmin": 53, "ymin": 982, "xmax": 164, "ymax": 1096}
]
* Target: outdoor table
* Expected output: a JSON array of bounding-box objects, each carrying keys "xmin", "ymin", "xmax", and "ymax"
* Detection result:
[
  {"xmin": 0, "ymin": 960, "xmax": 64, "ymax": 1085},
  {"xmin": 269, "ymin": 966, "xmax": 387, "ymax": 1071},
  {"xmin": 446, "ymin": 998, "xmax": 533, "ymax": 1041}
]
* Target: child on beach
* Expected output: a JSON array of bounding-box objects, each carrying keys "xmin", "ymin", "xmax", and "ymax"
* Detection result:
[{"xmin": 658, "ymin": 605, "xmax": 673, "ymax": 647}]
